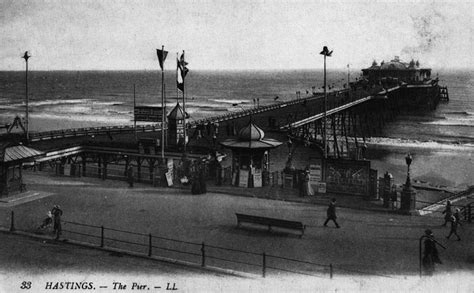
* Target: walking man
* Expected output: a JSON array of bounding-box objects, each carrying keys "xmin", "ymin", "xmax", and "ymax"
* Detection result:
[
  {"xmin": 422, "ymin": 229, "xmax": 443, "ymax": 275},
  {"xmin": 442, "ymin": 200, "xmax": 452, "ymax": 226},
  {"xmin": 446, "ymin": 209, "xmax": 462, "ymax": 241},
  {"xmin": 324, "ymin": 198, "xmax": 340, "ymax": 228},
  {"xmin": 51, "ymin": 205, "xmax": 63, "ymax": 240}
]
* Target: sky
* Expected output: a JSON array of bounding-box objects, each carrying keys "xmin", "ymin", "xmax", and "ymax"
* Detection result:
[{"xmin": 0, "ymin": 0, "xmax": 472, "ymax": 71}]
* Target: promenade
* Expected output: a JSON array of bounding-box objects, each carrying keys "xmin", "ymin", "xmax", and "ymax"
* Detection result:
[{"xmin": 0, "ymin": 171, "xmax": 472, "ymax": 293}]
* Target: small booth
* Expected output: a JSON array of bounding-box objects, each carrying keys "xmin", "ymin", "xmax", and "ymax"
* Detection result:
[
  {"xmin": 220, "ymin": 121, "xmax": 282, "ymax": 188},
  {"xmin": 0, "ymin": 143, "xmax": 44, "ymax": 197},
  {"xmin": 167, "ymin": 103, "xmax": 188, "ymax": 148}
]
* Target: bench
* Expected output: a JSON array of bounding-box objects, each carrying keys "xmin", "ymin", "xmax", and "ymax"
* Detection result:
[{"xmin": 235, "ymin": 213, "xmax": 306, "ymax": 237}]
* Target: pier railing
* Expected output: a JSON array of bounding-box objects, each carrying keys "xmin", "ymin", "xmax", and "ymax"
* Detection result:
[{"xmin": 26, "ymin": 90, "xmax": 355, "ymax": 143}]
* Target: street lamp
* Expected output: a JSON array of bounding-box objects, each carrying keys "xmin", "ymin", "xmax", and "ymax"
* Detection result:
[
  {"xmin": 22, "ymin": 51, "xmax": 31, "ymax": 141},
  {"xmin": 320, "ymin": 46, "xmax": 332, "ymax": 158},
  {"xmin": 401, "ymin": 153, "xmax": 416, "ymax": 213},
  {"xmin": 405, "ymin": 153, "xmax": 413, "ymax": 186}
]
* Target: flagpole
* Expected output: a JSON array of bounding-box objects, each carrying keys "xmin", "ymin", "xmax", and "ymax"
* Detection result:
[
  {"xmin": 182, "ymin": 50, "xmax": 187, "ymax": 153},
  {"xmin": 164, "ymin": 84, "xmax": 167, "ymax": 148},
  {"xmin": 176, "ymin": 52, "xmax": 179, "ymax": 104},
  {"xmin": 22, "ymin": 52, "xmax": 30, "ymax": 141},
  {"xmin": 323, "ymin": 53, "xmax": 327, "ymax": 159},
  {"xmin": 133, "ymin": 83, "xmax": 137, "ymax": 141},
  {"xmin": 161, "ymin": 45, "xmax": 165, "ymax": 160}
]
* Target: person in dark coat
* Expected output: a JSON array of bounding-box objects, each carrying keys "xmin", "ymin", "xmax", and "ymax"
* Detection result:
[
  {"xmin": 127, "ymin": 166, "xmax": 134, "ymax": 188},
  {"xmin": 446, "ymin": 209, "xmax": 462, "ymax": 241},
  {"xmin": 324, "ymin": 198, "xmax": 340, "ymax": 228},
  {"xmin": 51, "ymin": 205, "xmax": 63, "ymax": 240},
  {"xmin": 422, "ymin": 229, "xmax": 442, "ymax": 275},
  {"xmin": 191, "ymin": 162, "xmax": 202, "ymax": 195},
  {"xmin": 442, "ymin": 200, "xmax": 452, "ymax": 226}
]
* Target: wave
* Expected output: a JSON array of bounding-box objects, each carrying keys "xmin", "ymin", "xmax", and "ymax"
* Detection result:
[
  {"xmin": 30, "ymin": 112, "xmax": 132, "ymax": 124},
  {"xmin": 422, "ymin": 117, "xmax": 474, "ymax": 127},
  {"xmin": 442, "ymin": 111, "xmax": 474, "ymax": 116},
  {"xmin": 366, "ymin": 137, "xmax": 474, "ymax": 151},
  {"xmin": 209, "ymin": 99, "xmax": 250, "ymax": 105}
]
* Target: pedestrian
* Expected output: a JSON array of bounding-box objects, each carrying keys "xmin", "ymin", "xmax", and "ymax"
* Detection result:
[
  {"xmin": 39, "ymin": 210, "xmax": 53, "ymax": 229},
  {"xmin": 302, "ymin": 169, "xmax": 314, "ymax": 196},
  {"xmin": 198, "ymin": 166, "xmax": 207, "ymax": 194},
  {"xmin": 441, "ymin": 200, "xmax": 452, "ymax": 226},
  {"xmin": 446, "ymin": 209, "xmax": 462, "ymax": 241},
  {"xmin": 422, "ymin": 229, "xmax": 442, "ymax": 275},
  {"xmin": 324, "ymin": 198, "xmax": 340, "ymax": 228},
  {"xmin": 127, "ymin": 166, "xmax": 134, "ymax": 188},
  {"xmin": 191, "ymin": 162, "xmax": 202, "ymax": 195},
  {"xmin": 51, "ymin": 205, "xmax": 63, "ymax": 240}
]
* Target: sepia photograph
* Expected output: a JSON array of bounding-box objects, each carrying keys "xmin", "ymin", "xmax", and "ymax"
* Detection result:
[{"xmin": 0, "ymin": 0, "xmax": 473, "ymax": 292}]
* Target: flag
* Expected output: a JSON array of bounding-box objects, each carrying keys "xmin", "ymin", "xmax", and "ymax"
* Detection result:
[
  {"xmin": 177, "ymin": 58, "xmax": 184, "ymax": 92},
  {"xmin": 178, "ymin": 52, "xmax": 189, "ymax": 79},
  {"xmin": 177, "ymin": 51, "xmax": 189, "ymax": 91},
  {"xmin": 156, "ymin": 48, "xmax": 168, "ymax": 70}
]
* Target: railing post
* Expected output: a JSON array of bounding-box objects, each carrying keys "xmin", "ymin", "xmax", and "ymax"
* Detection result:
[
  {"xmin": 148, "ymin": 234, "xmax": 152, "ymax": 257},
  {"xmin": 201, "ymin": 242, "xmax": 206, "ymax": 267},
  {"xmin": 100, "ymin": 226, "xmax": 104, "ymax": 248},
  {"xmin": 262, "ymin": 252, "xmax": 266, "ymax": 278},
  {"xmin": 9, "ymin": 211, "xmax": 15, "ymax": 232},
  {"xmin": 329, "ymin": 263, "xmax": 333, "ymax": 279}
]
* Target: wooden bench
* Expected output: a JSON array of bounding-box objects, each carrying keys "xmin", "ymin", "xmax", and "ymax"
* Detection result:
[{"xmin": 235, "ymin": 213, "xmax": 306, "ymax": 237}]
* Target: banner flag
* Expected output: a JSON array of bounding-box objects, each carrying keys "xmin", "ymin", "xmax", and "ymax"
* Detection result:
[
  {"xmin": 177, "ymin": 58, "xmax": 184, "ymax": 92},
  {"xmin": 176, "ymin": 51, "xmax": 189, "ymax": 92},
  {"xmin": 156, "ymin": 49, "xmax": 168, "ymax": 70}
]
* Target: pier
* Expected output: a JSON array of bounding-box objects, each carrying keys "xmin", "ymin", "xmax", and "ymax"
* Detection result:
[{"xmin": 0, "ymin": 57, "xmax": 448, "ymax": 202}]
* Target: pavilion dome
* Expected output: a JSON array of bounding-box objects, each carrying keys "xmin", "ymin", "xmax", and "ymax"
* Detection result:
[
  {"xmin": 238, "ymin": 122, "xmax": 265, "ymax": 141},
  {"xmin": 380, "ymin": 57, "xmax": 408, "ymax": 70}
]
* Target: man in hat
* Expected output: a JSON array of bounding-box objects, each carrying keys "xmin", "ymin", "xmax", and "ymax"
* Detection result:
[
  {"xmin": 324, "ymin": 198, "xmax": 340, "ymax": 228},
  {"xmin": 51, "ymin": 205, "xmax": 63, "ymax": 240},
  {"xmin": 442, "ymin": 200, "xmax": 452, "ymax": 226},
  {"xmin": 422, "ymin": 229, "xmax": 442, "ymax": 275},
  {"xmin": 446, "ymin": 209, "xmax": 462, "ymax": 241}
]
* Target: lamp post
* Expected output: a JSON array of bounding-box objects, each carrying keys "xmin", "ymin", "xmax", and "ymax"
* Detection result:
[
  {"xmin": 405, "ymin": 153, "xmax": 412, "ymax": 186},
  {"xmin": 400, "ymin": 153, "xmax": 416, "ymax": 214},
  {"xmin": 320, "ymin": 46, "xmax": 332, "ymax": 158},
  {"xmin": 22, "ymin": 51, "xmax": 31, "ymax": 141}
]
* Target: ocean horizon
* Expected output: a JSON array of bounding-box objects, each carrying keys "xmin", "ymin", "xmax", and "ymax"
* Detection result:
[{"xmin": 1, "ymin": 69, "xmax": 473, "ymax": 188}]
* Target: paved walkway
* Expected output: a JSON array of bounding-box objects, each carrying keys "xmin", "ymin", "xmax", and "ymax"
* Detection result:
[{"xmin": 0, "ymin": 172, "xmax": 473, "ymax": 293}]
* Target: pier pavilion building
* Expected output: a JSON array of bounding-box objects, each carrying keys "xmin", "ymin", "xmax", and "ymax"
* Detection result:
[{"xmin": 362, "ymin": 56, "xmax": 432, "ymax": 85}]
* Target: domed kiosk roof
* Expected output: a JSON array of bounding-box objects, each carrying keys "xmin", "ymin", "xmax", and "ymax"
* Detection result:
[
  {"xmin": 168, "ymin": 103, "xmax": 189, "ymax": 120},
  {"xmin": 220, "ymin": 121, "xmax": 282, "ymax": 149},
  {"xmin": 238, "ymin": 122, "xmax": 265, "ymax": 141}
]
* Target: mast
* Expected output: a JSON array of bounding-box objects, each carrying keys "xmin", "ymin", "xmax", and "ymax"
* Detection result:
[
  {"xmin": 161, "ymin": 45, "xmax": 165, "ymax": 160},
  {"xmin": 22, "ymin": 51, "xmax": 30, "ymax": 141},
  {"xmin": 323, "ymin": 53, "xmax": 327, "ymax": 159},
  {"xmin": 182, "ymin": 50, "xmax": 187, "ymax": 153},
  {"xmin": 133, "ymin": 83, "xmax": 137, "ymax": 141}
]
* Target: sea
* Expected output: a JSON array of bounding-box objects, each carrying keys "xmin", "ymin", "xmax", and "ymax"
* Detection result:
[{"xmin": 0, "ymin": 69, "xmax": 473, "ymax": 189}]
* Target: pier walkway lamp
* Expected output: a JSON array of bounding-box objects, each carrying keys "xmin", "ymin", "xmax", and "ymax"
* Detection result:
[
  {"xmin": 320, "ymin": 46, "xmax": 332, "ymax": 158},
  {"xmin": 401, "ymin": 153, "xmax": 416, "ymax": 214},
  {"xmin": 22, "ymin": 51, "xmax": 31, "ymax": 141}
]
